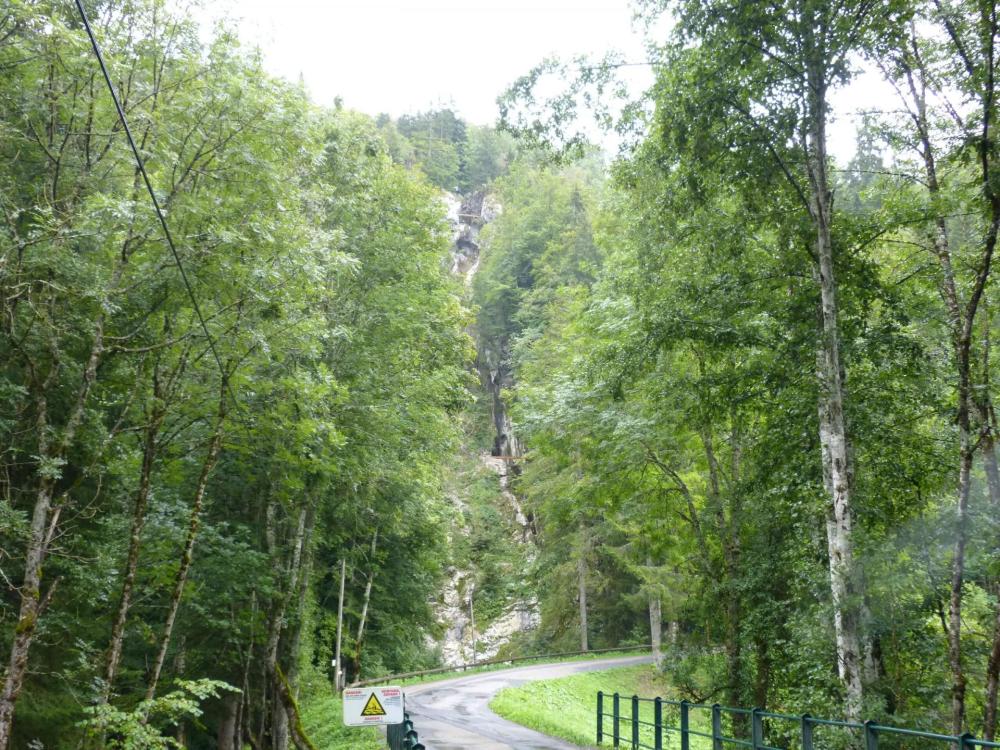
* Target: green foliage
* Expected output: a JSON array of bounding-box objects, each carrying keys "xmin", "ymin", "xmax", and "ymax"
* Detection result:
[
  {"xmin": 79, "ymin": 680, "xmax": 235, "ymax": 750},
  {"xmin": 479, "ymin": 0, "xmax": 1000, "ymax": 732},
  {"xmin": 490, "ymin": 665, "xmax": 670, "ymax": 747},
  {"xmin": 299, "ymin": 689, "xmax": 382, "ymax": 750},
  {"xmin": 0, "ymin": 1, "xmax": 478, "ymax": 745},
  {"xmin": 5, "ymin": 0, "xmax": 1000, "ymax": 745}
]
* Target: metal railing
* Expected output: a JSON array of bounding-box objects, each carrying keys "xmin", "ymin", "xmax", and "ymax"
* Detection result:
[
  {"xmin": 386, "ymin": 711, "xmax": 425, "ymax": 750},
  {"xmin": 595, "ymin": 692, "xmax": 1000, "ymax": 750},
  {"xmin": 351, "ymin": 644, "xmax": 651, "ymax": 688}
]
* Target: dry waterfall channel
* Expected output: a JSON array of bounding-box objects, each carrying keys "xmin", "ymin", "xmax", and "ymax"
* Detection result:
[{"xmin": 433, "ymin": 192, "xmax": 539, "ymax": 667}]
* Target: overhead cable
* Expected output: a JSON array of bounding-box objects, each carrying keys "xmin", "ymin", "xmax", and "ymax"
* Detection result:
[{"xmin": 73, "ymin": 0, "xmax": 238, "ymax": 407}]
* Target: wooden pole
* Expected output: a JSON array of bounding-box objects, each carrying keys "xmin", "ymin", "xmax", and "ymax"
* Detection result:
[
  {"xmin": 334, "ymin": 558, "xmax": 346, "ymax": 691},
  {"xmin": 469, "ymin": 582, "xmax": 477, "ymax": 665}
]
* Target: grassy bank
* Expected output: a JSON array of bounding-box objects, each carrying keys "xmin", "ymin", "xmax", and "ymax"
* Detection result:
[
  {"xmin": 300, "ymin": 689, "xmax": 383, "ymax": 750},
  {"xmin": 298, "ymin": 653, "xmax": 650, "ymax": 749},
  {"xmin": 489, "ymin": 663, "xmax": 670, "ymax": 749},
  {"xmin": 390, "ymin": 648, "xmax": 651, "ymax": 688}
]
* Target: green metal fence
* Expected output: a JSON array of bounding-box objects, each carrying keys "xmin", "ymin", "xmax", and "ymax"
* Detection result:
[
  {"xmin": 386, "ymin": 711, "xmax": 425, "ymax": 750},
  {"xmin": 596, "ymin": 693, "xmax": 1000, "ymax": 750}
]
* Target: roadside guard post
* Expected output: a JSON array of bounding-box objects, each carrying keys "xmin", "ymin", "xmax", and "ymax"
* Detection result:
[{"xmin": 343, "ymin": 686, "xmax": 405, "ymax": 727}]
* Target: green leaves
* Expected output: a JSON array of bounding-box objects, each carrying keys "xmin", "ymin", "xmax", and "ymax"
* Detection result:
[{"xmin": 79, "ymin": 679, "xmax": 237, "ymax": 750}]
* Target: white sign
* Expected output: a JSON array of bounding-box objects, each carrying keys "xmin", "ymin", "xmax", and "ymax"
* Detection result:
[{"xmin": 343, "ymin": 686, "xmax": 405, "ymax": 727}]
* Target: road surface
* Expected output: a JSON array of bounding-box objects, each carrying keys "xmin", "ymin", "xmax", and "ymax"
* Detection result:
[{"xmin": 403, "ymin": 654, "xmax": 654, "ymax": 750}]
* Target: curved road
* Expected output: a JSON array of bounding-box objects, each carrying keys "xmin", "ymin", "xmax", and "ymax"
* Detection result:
[{"xmin": 403, "ymin": 654, "xmax": 654, "ymax": 749}]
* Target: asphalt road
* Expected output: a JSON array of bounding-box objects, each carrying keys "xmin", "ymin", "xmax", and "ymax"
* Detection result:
[{"xmin": 402, "ymin": 654, "xmax": 654, "ymax": 750}]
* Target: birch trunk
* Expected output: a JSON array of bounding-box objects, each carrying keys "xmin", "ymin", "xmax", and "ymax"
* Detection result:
[{"xmin": 806, "ymin": 58, "xmax": 864, "ymax": 719}]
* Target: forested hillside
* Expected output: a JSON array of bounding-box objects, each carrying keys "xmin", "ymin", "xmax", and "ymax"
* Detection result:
[
  {"xmin": 0, "ymin": 3, "xmax": 493, "ymax": 747},
  {"xmin": 490, "ymin": 0, "xmax": 1000, "ymax": 740},
  {"xmin": 4, "ymin": 0, "xmax": 1000, "ymax": 748}
]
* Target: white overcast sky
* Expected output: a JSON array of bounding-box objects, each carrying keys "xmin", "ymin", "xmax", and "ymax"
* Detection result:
[
  {"xmin": 202, "ymin": 0, "xmax": 891, "ymax": 161},
  {"xmin": 208, "ymin": 0, "xmax": 651, "ymax": 123}
]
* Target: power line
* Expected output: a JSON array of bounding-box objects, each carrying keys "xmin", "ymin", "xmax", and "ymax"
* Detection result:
[{"xmin": 73, "ymin": 0, "xmax": 239, "ymax": 409}]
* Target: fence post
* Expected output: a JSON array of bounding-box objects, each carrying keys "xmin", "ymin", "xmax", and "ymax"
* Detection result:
[
  {"xmin": 598, "ymin": 691, "xmax": 604, "ymax": 745},
  {"xmin": 960, "ymin": 732, "xmax": 976, "ymax": 750},
  {"xmin": 712, "ymin": 704, "xmax": 723, "ymax": 750},
  {"xmin": 614, "ymin": 692, "xmax": 621, "ymax": 748},
  {"xmin": 681, "ymin": 700, "xmax": 690, "ymax": 750},
  {"xmin": 752, "ymin": 708, "xmax": 763, "ymax": 750},
  {"xmin": 655, "ymin": 697, "xmax": 663, "ymax": 750},
  {"xmin": 632, "ymin": 695, "xmax": 640, "ymax": 749},
  {"xmin": 864, "ymin": 721, "xmax": 878, "ymax": 750},
  {"xmin": 801, "ymin": 714, "xmax": 813, "ymax": 750}
]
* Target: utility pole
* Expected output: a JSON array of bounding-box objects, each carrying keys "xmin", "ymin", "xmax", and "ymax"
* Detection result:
[
  {"xmin": 334, "ymin": 558, "xmax": 346, "ymax": 691},
  {"xmin": 469, "ymin": 582, "xmax": 477, "ymax": 665}
]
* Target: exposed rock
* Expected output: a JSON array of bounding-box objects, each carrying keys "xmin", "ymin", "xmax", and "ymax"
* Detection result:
[
  {"xmin": 433, "ymin": 187, "xmax": 538, "ymax": 668},
  {"xmin": 444, "ymin": 190, "xmax": 501, "ymax": 285}
]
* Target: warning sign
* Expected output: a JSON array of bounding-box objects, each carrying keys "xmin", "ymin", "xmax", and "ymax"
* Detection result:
[
  {"xmin": 361, "ymin": 693, "xmax": 386, "ymax": 716},
  {"xmin": 343, "ymin": 686, "xmax": 404, "ymax": 726}
]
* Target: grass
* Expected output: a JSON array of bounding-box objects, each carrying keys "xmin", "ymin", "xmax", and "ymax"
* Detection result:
[
  {"xmin": 391, "ymin": 648, "xmax": 651, "ymax": 688},
  {"xmin": 489, "ymin": 663, "xmax": 671, "ymax": 749},
  {"xmin": 297, "ymin": 651, "xmax": 649, "ymax": 749},
  {"xmin": 299, "ymin": 687, "xmax": 383, "ymax": 750}
]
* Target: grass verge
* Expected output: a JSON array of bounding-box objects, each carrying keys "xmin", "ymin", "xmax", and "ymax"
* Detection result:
[
  {"xmin": 489, "ymin": 663, "xmax": 669, "ymax": 749},
  {"xmin": 299, "ymin": 688, "xmax": 383, "ymax": 750},
  {"xmin": 392, "ymin": 648, "xmax": 651, "ymax": 688}
]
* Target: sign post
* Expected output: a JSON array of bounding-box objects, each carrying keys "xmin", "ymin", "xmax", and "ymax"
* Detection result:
[{"xmin": 343, "ymin": 686, "xmax": 404, "ymax": 727}]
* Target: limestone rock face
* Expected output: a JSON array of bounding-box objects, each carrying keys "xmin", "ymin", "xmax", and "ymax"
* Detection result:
[
  {"xmin": 444, "ymin": 190, "xmax": 502, "ymax": 284},
  {"xmin": 432, "ymin": 188, "xmax": 539, "ymax": 668}
]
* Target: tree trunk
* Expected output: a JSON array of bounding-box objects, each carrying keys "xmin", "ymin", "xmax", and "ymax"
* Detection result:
[
  {"xmin": 984, "ymin": 434, "xmax": 1000, "ymax": 509},
  {"xmin": 275, "ymin": 664, "xmax": 318, "ymax": 750},
  {"xmin": 354, "ymin": 528, "xmax": 378, "ymax": 678},
  {"xmin": 218, "ymin": 693, "xmax": 239, "ymax": 750},
  {"xmin": 145, "ymin": 390, "xmax": 226, "ymax": 702},
  {"xmin": 649, "ymin": 593, "xmax": 663, "ymax": 669},
  {"xmin": 986, "ymin": 596, "xmax": 1000, "ymax": 741},
  {"xmin": 701, "ymin": 425, "xmax": 743, "ymax": 709},
  {"xmin": 0, "ymin": 292, "xmax": 113, "ymax": 748},
  {"xmin": 578, "ymin": 529, "xmax": 589, "ymax": 652},
  {"xmin": 265, "ymin": 503, "xmax": 309, "ymax": 750},
  {"xmin": 103, "ymin": 386, "xmax": 168, "ymax": 700},
  {"xmin": 753, "ymin": 636, "xmax": 771, "ymax": 710},
  {"xmin": 949, "ymin": 435, "xmax": 973, "ymax": 734},
  {"xmin": 0, "ymin": 478, "xmax": 55, "ymax": 750},
  {"xmin": 271, "ymin": 683, "xmax": 289, "ymax": 750},
  {"xmin": 892, "ymin": 48, "xmax": 974, "ymax": 736},
  {"xmin": 806, "ymin": 59, "xmax": 864, "ymax": 720},
  {"xmin": 984, "ymin": 434, "xmax": 1000, "ymax": 739},
  {"xmin": 235, "ymin": 592, "xmax": 257, "ymax": 750},
  {"xmin": 469, "ymin": 583, "xmax": 477, "ymax": 664},
  {"xmin": 174, "ymin": 640, "xmax": 188, "ymax": 748},
  {"xmin": 286, "ymin": 507, "xmax": 316, "ymax": 696},
  {"xmin": 104, "ymin": 340, "xmax": 189, "ymax": 701}
]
